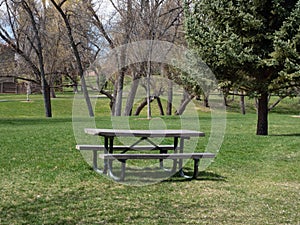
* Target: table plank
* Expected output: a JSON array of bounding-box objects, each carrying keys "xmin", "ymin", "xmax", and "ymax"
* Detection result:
[{"xmin": 84, "ymin": 128, "xmax": 205, "ymax": 138}]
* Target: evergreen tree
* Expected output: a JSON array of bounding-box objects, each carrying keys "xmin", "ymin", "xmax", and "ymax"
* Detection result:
[{"xmin": 185, "ymin": 0, "xmax": 300, "ymax": 135}]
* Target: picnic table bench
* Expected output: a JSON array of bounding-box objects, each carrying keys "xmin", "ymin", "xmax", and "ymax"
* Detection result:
[{"xmin": 100, "ymin": 153, "xmax": 215, "ymax": 181}]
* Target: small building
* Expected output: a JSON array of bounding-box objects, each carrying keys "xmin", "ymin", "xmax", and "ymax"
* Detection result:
[
  {"xmin": 0, "ymin": 44, "xmax": 41, "ymax": 94},
  {"xmin": 0, "ymin": 44, "xmax": 17, "ymax": 93},
  {"xmin": 0, "ymin": 77, "xmax": 17, "ymax": 93}
]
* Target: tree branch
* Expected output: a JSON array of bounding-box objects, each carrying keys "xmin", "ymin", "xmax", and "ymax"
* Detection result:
[
  {"xmin": 87, "ymin": 5, "xmax": 115, "ymax": 49},
  {"xmin": 268, "ymin": 97, "xmax": 284, "ymax": 111},
  {"xmin": 59, "ymin": 0, "xmax": 68, "ymax": 7}
]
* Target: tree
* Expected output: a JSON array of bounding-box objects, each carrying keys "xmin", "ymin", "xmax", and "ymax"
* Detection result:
[
  {"xmin": 41, "ymin": 2, "xmax": 77, "ymax": 97},
  {"xmin": 88, "ymin": 0, "xmax": 184, "ymax": 117},
  {"xmin": 185, "ymin": 0, "xmax": 300, "ymax": 135},
  {"xmin": 50, "ymin": 0, "xmax": 94, "ymax": 117},
  {"xmin": 0, "ymin": 0, "xmax": 97, "ymax": 116},
  {"xmin": 0, "ymin": 0, "xmax": 52, "ymax": 117}
]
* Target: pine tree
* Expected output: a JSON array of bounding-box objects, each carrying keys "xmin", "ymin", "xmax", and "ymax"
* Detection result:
[{"xmin": 185, "ymin": 0, "xmax": 300, "ymax": 135}]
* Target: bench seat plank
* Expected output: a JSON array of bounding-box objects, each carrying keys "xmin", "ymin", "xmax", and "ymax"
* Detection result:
[
  {"xmin": 76, "ymin": 144, "xmax": 174, "ymax": 151},
  {"xmin": 100, "ymin": 153, "xmax": 215, "ymax": 160}
]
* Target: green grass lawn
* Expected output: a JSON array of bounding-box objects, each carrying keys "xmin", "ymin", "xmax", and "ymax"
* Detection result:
[{"xmin": 0, "ymin": 93, "xmax": 299, "ymax": 224}]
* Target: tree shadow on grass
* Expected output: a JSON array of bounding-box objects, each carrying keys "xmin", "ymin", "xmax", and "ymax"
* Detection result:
[
  {"xmin": 164, "ymin": 171, "xmax": 227, "ymax": 183},
  {"xmin": 0, "ymin": 194, "xmax": 84, "ymax": 224},
  {"xmin": 97, "ymin": 165, "xmax": 227, "ymax": 184},
  {"xmin": 0, "ymin": 117, "xmax": 72, "ymax": 126},
  {"xmin": 270, "ymin": 133, "xmax": 300, "ymax": 137}
]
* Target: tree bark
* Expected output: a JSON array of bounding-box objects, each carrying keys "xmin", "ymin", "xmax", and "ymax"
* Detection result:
[
  {"xmin": 256, "ymin": 92, "xmax": 269, "ymax": 135},
  {"xmin": 134, "ymin": 97, "xmax": 148, "ymax": 116},
  {"xmin": 49, "ymin": 78, "xmax": 56, "ymax": 98},
  {"xmin": 73, "ymin": 84, "xmax": 78, "ymax": 93},
  {"xmin": 175, "ymin": 94, "xmax": 195, "ymax": 115},
  {"xmin": 50, "ymin": 87, "xmax": 56, "ymax": 99},
  {"xmin": 146, "ymin": 68, "xmax": 152, "ymax": 119},
  {"xmin": 224, "ymin": 95, "xmax": 228, "ymax": 107},
  {"xmin": 240, "ymin": 93, "xmax": 246, "ymax": 115},
  {"xmin": 156, "ymin": 97, "xmax": 164, "ymax": 116},
  {"xmin": 124, "ymin": 77, "xmax": 140, "ymax": 116},
  {"xmin": 166, "ymin": 79, "xmax": 173, "ymax": 115},
  {"xmin": 203, "ymin": 94, "xmax": 209, "ymax": 107},
  {"xmin": 114, "ymin": 68, "xmax": 126, "ymax": 116},
  {"xmin": 134, "ymin": 96, "xmax": 155, "ymax": 116},
  {"xmin": 268, "ymin": 97, "xmax": 283, "ymax": 111},
  {"xmin": 111, "ymin": 79, "xmax": 118, "ymax": 116},
  {"xmin": 42, "ymin": 79, "xmax": 52, "ymax": 117},
  {"xmin": 223, "ymin": 87, "xmax": 229, "ymax": 106}
]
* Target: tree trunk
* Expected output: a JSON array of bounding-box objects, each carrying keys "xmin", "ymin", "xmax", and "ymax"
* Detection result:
[
  {"xmin": 134, "ymin": 96, "xmax": 155, "ymax": 116},
  {"xmin": 223, "ymin": 87, "xmax": 229, "ymax": 106},
  {"xmin": 23, "ymin": 1, "xmax": 52, "ymax": 117},
  {"xmin": 240, "ymin": 94, "xmax": 246, "ymax": 115},
  {"xmin": 42, "ymin": 78, "xmax": 52, "ymax": 117},
  {"xmin": 175, "ymin": 94, "xmax": 194, "ymax": 115},
  {"xmin": 203, "ymin": 94, "xmax": 209, "ymax": 107},
  {"xmin": 146, "ymin": 72, "xmax": 152, "ymax": 119},
  {"xmin": 135, "ymin": 98, "xmax": 148, "ymax": 116},
  {"xmin": 166, "ymin": 79, "xmax": 173, "ymax": 115},
  {"xmin": 50, "ymin": 88, "xmax": 56, "ymax": 98},
  {"xmin": 73, "ymin": 84, "xmax": 78, "ymax": 93},
  {"xmin": 113, "ymin": 0, "xmax": 132, "ymax": 116},
  {"xmin": 224, "ymin": 95, "xmax": 228, "ymax": 107},
  {"xmin": 111, "ymin": 79, "xmax": 118, "ymax": 116},
  {"xmin": 50, "ymin": 78, "xmax": 56, "ymax": 98},
  {"xmin": 256, "ymin": 92, "xmax": 269, "ymax": 135},
  {"xmin": 146, "ymin": 55, "xmax": 152, "ymax": 119},
  {"xmin": 114, "ymin": 69, "xmax": 125, "ymax": 116},
  {"xmin": 124, "ymin": 78, "xmax": 139, "ymax": 116},
  {"xmin": 156, "ymin": 97, "xmax": 164, "ymax": 116},
  {"xmin": 81, "ymin": 77, "xmax": 94, "ymax": 117}
]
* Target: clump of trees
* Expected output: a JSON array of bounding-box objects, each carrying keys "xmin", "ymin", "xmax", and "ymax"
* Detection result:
[
  {"xmin": 0, "ymin": 0, "xmax": 299, "ymax": 136},
  {"xmin": 0, "ymin": 0, "xmax": 189, "ymax": 118},
  {"xmin": 0, "ymin": 0, "xmax": 95, "ymax": 117}
]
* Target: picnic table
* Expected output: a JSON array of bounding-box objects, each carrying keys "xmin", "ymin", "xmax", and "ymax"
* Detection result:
[{"xmin": 77, "ymin": 128, "xmax": 215, "ymax": 181}]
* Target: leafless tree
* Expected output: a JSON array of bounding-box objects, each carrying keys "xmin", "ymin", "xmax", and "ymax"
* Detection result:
[
  {"xmin": 50, "ymin": 0, "xmax": 94, "ymax": 117},
  {"xmin": 0, "ymin": 0, "xmax": 52, "ymax": 117},
  {"xmin": 88, "ymin": 0, "xmax": 184, "ymax": 116}
]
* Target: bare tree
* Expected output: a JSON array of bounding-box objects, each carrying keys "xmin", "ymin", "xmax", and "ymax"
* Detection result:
[
  {"xmin": 129, "ymin": 0, "xmax": 184, "ymax": 118},
  {"xmin": 50, "ymin": 0, "xmax": 94, "ymax": 117},
  {"xmin": 88, "ymin": 0, "xmax": 184, "ymax": 116},
  {"xmin": 0, "ymin": 0, "xmax": 52, "ymax": 117}
]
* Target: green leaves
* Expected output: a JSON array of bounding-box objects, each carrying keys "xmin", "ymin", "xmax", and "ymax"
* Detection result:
[{"xmin": 185, "ymin": 0, "xmax": 300, "ymax": 97}]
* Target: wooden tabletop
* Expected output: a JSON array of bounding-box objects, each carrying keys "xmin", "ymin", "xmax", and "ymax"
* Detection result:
[{"xmin": 84, "ymin": 128, "xmax": 205, "ymax": 138}]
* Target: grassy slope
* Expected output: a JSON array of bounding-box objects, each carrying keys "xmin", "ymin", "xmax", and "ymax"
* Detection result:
[{"xmin": 0, "ymin": 94, "xmax": 299, "ymax": 224}]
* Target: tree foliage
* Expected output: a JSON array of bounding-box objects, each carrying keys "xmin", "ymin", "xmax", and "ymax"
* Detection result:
[{"xmin": 185, "ymin": 0, "xmax": 300, "ymax": 135}]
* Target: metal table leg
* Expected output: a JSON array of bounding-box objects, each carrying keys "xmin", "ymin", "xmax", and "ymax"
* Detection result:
[
  {"xmin": 91, "ymin": 137, "xmax": 109, "ymax": 175},
  {"xmin": 159, "ymin": 137, "xmax": 177, "ymax": 173},
  {"xmin": 107, "ymin": 137, "xmax": 125, "ymax": 181},
  {"xmin": 178, "ymin": 137, "xmax": 192, "ymax": 178}
]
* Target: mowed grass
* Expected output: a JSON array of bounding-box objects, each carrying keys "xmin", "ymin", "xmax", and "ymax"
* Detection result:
[{"xmin": 0, "ymin": 93, "xmax": 299, "ymax": 224}]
